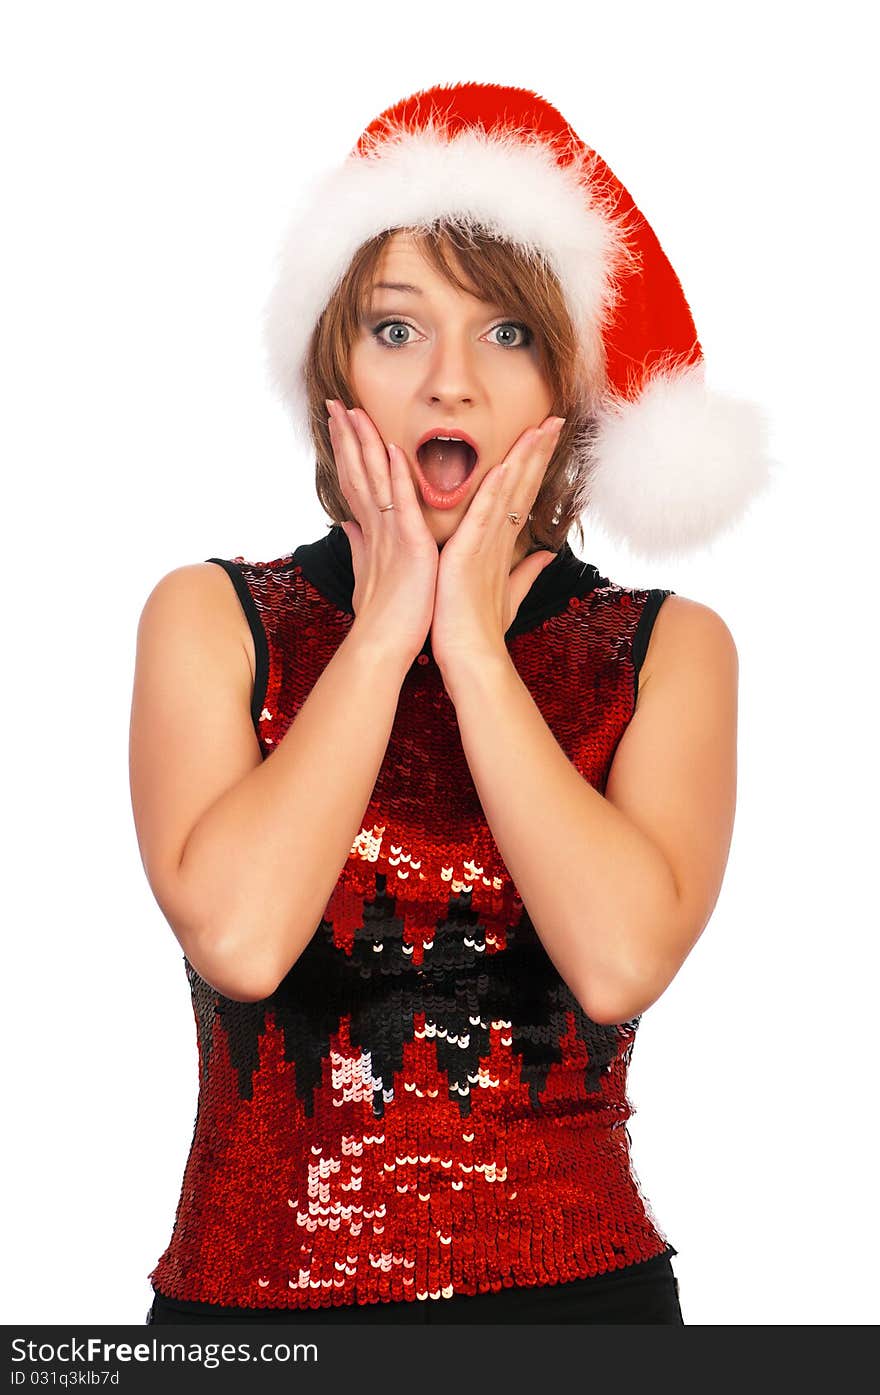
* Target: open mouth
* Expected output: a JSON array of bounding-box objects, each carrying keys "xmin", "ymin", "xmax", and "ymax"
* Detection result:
[{"xmin": 415, "ymin": 437, "xmax": 479, "ymax": 493}]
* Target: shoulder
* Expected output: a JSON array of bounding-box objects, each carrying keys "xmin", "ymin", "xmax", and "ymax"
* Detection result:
[
  {"xmin": 137, "ymin": 562, "xmax": 256, "ymax": 686},
  {"xmin": 637, "ymin": 594, "xmax": 738, "ymax": 701}
]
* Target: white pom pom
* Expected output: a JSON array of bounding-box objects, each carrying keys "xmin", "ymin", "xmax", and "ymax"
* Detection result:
[{"xmin": 583, "ymin": 361, "xmax": 777, "ymax": 560}]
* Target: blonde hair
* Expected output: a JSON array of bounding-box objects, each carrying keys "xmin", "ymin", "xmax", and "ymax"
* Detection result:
[{"xmin": 303, "ymin": 220, "xmax": 601, "ymax": 553}]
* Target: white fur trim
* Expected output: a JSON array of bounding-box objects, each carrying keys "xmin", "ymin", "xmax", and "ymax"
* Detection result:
[
  {"xmin": 261, "ymin": 119, "xmax": 638, "ymax": 440},
  {"xmin": 577, "ymin": 361, "xmax": 778, "ymax": 560}
]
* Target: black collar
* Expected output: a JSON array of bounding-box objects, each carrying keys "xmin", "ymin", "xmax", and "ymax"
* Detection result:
[{"xmin": 292, "ymin": 525, "xmax": 607, "ymax": 659}]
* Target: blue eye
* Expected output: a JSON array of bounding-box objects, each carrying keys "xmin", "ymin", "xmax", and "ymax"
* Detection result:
[
  {"xmin": 489, "ymin": 322, "xmax": 533, "ymax": 348},
  {"xmin": 371, "ymin": 320, "xmax": 415, "ymax": 348},
  {"xmin": 370, "ymin": 319, "xmax": 534, "ymax": 350}
]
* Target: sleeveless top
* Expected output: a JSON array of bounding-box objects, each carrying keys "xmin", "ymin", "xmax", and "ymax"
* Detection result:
[{"xmin": 147, "ymin": 525, "xmax": 676, "ymax": 1311}]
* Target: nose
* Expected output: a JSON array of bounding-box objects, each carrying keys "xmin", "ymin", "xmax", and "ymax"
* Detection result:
[{"xmin": 423, "ymin": 330, "xmax": 479, "ymax": 405}]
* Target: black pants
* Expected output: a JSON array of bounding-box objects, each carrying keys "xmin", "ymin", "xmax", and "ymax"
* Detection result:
[{"xmin": 147, "ymin": 1250, "xmax": 683, "ymax": 1325}]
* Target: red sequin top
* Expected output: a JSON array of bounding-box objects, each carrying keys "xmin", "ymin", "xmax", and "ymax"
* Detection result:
[{"xmin": 148, "ymin": 526, "xmax": 676, "ymax": 1311}]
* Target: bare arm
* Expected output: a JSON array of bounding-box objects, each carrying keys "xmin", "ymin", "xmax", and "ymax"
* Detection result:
[
  {"xmin": 129, "ymin": 562, "xmax": 413, "ymax": 1003},
  {"xmin": 437, "ymin": 596, "xmax": 738, "ymax": 1025}
]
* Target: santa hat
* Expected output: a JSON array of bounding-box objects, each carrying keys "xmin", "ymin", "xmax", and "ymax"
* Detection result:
[{"xmin": 262, "ymin": 81, "xmax": 775, "ymax": 561}]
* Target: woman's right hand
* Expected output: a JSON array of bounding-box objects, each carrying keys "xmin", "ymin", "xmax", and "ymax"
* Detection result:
[{"xmin": 326, "ymin": 398, "xmax": 439, "ymax": 667}]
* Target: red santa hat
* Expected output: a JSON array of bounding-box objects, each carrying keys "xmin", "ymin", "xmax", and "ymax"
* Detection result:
[{"xmin": 263, "ymin": 81, "xmax": 775, "ymax": 561}]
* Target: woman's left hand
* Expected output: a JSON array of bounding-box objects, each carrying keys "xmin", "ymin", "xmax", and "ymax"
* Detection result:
[{"xmin": 430, "ymin": 415, "xmax": 566, "ymax": 677}]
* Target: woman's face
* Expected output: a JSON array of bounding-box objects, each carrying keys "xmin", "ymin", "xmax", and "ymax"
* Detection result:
[{"xmin": 347, "ymin": 231, "xmax": 555, "ymax": 565}]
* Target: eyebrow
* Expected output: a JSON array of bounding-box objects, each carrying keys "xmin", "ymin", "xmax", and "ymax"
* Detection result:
[{"xmin": 371, "ymin": 281, "xmax": 423, "ymax": 295}]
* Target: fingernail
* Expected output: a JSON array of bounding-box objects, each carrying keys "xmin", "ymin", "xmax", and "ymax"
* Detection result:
[
  {"xmin": 548, "ymin": 416, "xmax": 566, "ymax": 431},
  {"xmin": 325, "ymin": 398, "xmax": 336, "ymax": 412}
]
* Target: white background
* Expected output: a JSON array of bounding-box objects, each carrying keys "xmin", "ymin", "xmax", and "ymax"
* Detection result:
[{"xmin": 3, "ymin": 0, "xmax": 876, "ymax": 1327}]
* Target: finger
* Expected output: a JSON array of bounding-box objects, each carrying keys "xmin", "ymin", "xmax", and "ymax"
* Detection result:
[
  {"xmin": 537, "ymin": 416, "xmax": 566, "ymax": 449},
  {"xmin": 346, "ymin": 407, "xmax": 397, "ymax": 513},
  {"xmin": 501, "ymin": 419, "xmax": 563, "ymax": 475},
  {"xmin": 483, "ymin": 421, "xmax": 563, "ymax": 540},
  {"xmin": 328, "ymin": 417, "xmax": 357, "ymax": 528},
  {"xmin": 348, "ymin": 408, "xmax": 420, "ymax": 527},
  {"xmin": 327, "ymin": 408, "xmax": 360, "ymax": 522},
  {"xmin": 386, "ymin": 440, "xmax": 431, "ymax": 534},
  {"xmin": 347, "ymin": 407, "xmax": 428, "ymax": 533},
  {"xmin": 529, "ymin": 418, "xmax": 566, "ymax": 487},
  {"xmin": 497, "ymin": 420, "xmax": 564, "ymax": 511},
  {"xmin": 330, "ymin": 418, "xmax": 374, "ymax": 539},
  {"xmin": 327, "ymin": 400, "xmax": 382, "ymax": 521}
]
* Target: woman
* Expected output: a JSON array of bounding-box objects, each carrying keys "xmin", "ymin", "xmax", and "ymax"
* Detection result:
[{"xmin": 129, "ymin": 82, "xmax": 771, "ymax": 1325}]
